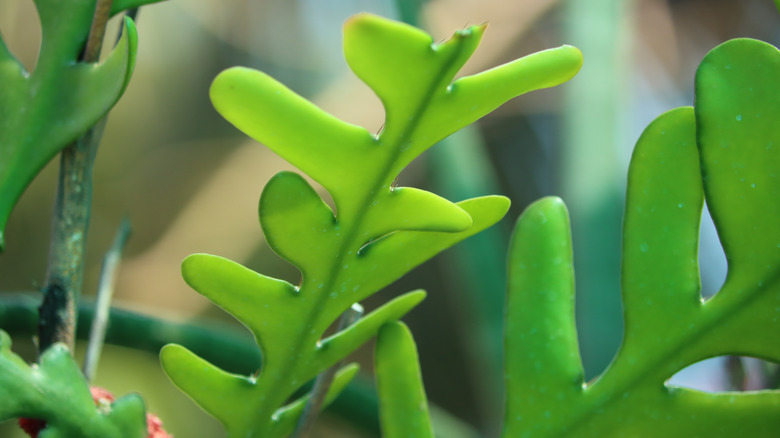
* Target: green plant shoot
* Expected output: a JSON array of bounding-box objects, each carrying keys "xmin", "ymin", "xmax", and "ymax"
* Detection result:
[
  {"xmin": 503, "ymin": 37, "xmax": 779, "ymax": 437},
  {"xmin": 0, "ymin": 0, "xmax": 164, "ymax": 249},
  {"xmin": 160, "ymin": 13, "xmax": 582, "ymax": 437}
]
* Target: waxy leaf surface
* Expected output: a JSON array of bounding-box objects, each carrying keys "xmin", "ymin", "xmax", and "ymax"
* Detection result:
[
  {"xmin": 0, "ymin": 0, "xmax": 164, "ymax": 248},
  {"xmin": 502, "ymin": 37, "xmax": 779, "ymax": 437},
  {"xmin": 0, "ymin": 330, "xmax": 146, "ymax": 437},
  {"xmin": 375, "ymin": 322, "xmax": 434, "ymax": 438},
  {"xmin": 163, "ymin": 13, "xmax": 581, "ymax": 437}
]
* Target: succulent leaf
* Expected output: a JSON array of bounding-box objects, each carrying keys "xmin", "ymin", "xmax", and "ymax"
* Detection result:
[
  {"xmin": 164, "ymin": 13, "xmax": 581, "ymax": 437},
  {"xmin": 0, "ymin": 0, "xmax": 144, "ymax": 249},
  {"xmin": 696, "ymin": 38, "xmax": 780, "ymax": 296},
  {"xmin": 0, "ymin": 330, "xmax": 146, "ymax": 437},
  {"xmin": 502, "ymin": 38, "xmax": 780, "ymax": 436}
]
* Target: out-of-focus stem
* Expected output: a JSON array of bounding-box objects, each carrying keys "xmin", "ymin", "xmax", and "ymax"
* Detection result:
[
  {"xmin": 39, "ymin": 120, "xmax": 106, "ymax": 353},
  {"xmin": 38, "ymin": 0, "xmax": 114, "ymax": 355}
]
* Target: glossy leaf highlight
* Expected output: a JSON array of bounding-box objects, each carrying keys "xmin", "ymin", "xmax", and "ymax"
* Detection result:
[{"xmin": 375, "ymin": 322, "xmax": 434, "ymax": 438}]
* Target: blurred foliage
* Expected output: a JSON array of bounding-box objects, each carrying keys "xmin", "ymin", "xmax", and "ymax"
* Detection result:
[
  {"xmin": 1, "ymin": 0, "xmax": 779, "ymax": 437},
  {"xmin": 0, "ymin": 330, "xmax": 146, "ymax": 438},
  {"xmin": 0, "ymin": 1, "xmax": 139, "ymax": 249}
]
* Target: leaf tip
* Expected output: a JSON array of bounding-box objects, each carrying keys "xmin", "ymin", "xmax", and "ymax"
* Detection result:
[
  {"xmin": 0, "ymin": 329, "xmax": 11, "ymax": 349},
  {"xmin": 524, "ymin": 196, "xmax": 567, "ymax": 219},
  {"xmin": 496, "ymin": 194, "xmax": 512, "ymax": 214},
  {"xmin": 453, "ymin": 21, "xmax": 488, "ymax": 41},
  {"xmin": 407, "ymin": 289, "xmax": 427, "ymax": 305},
  {"xmin": 553, "ymin": 44, "xmax": 584, "ymax": 80},
  {"xmin": 209, "ymin": 66, "xmax": 263, "ymax": 115},
  {"xmin": 343, "ymin": 11, "xmax": 373, "ymax": 29},
  {"xmin": 116, "ymin": 16, "xmax": 139, "ymax": 95},
  {"xmin": 181, "ymin": 253, "xmax": 209, "ymax": 278},
  {"xmin": 478, "ymin": 195, "xmax": 512, "ymax": 220},
  {"xmin": 158, "ymin": 343, "xmax": 180, "ymax": 361},
  {"xmin": 339, "ymin": 362, "xmax": 361, "ymax": 380}
]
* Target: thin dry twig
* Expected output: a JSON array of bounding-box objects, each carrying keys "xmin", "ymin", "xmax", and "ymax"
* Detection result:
[{"xmin": 83, "ymin": 218, "xmax": 132, "ymax": 382}]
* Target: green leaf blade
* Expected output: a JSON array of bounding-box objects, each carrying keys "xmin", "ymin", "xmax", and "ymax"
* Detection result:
[
  {"xmin": 351, "ymin": 195, "xmax": 510, "ymax": 297},
  {"xmin": 620, "ymin": 107, "xmax": 703, "ymax": 358},
  {"xmin": 172, "ymin": 12, "xmax": 580, "ymax": 435},
  {"xmin": 259, "ymin": 171, "xmax": 339, "ymax": 279},
  {"xmin": 180, "ymin": 253, "xmax": 298, "ymax": 362},
  {"xmin": 315, "ymin": 291, "xmax": 426, "ymax": 375},
  {"xmin": 696, "ymin": 38, "xmax": 780, "ymax": 284},
  {"xmin": 402, "ymin": 45, "xmax": 583, "ymax": 173},
  {"xmin": 0, "ymin": 16, "xmax": 139, "ymax": 248},
  {"xmin": 375, "ymin": 321, "xmax": 435, "ymax": 438},
  {"xmin": 571, "ymin": 387, "xmax": 780, "ymax": 437},
  {"xmin": 343, "ymin": 13, "xmax": 483, "ymax": 147},
  {"xmin": 34, "ymin": 0, "xmax": 96, "ymax": 65},
  {"xmin": 503, "ymin": 72, "xmax": 780, "ymax": 435},
  {"xmin": 502, "ymin": 197, "xmax": 583, "ymax": 438},
  {"xmin": 694, "ymin": 36, "xmax": 780, "ymax": 363},
  {"xmin": 160, "ymin": 344, "xmax": 257, "ymax": 435},
  {"xmin": 361, "ymin": 187, "xmax": 473, "ymax": 240}
]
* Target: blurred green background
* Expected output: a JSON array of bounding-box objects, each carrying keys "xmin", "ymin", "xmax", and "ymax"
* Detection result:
[{"xmin": 1, "ymin": 0, "xmax": 778, "ymax": 436}]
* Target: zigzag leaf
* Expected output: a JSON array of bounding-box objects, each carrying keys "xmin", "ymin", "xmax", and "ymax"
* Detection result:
[
  {"xmin": 163, "ymin": 13, "xmax": 582, "ymax": 437},
  {"xmin": 268, "ymin": 364, "xmax": 360, "ymax": 438},
  {"xmin": 375, "ymin": 321, "xmax": 435, "ymax": 438}
]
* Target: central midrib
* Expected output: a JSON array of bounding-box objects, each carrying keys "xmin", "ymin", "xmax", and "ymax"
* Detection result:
[
  {"xmin": 534, "ymin": 268, "xmax": 780, "ymax": 438},
  {"xmin": 256, "ymin": 32, "xmax": 475, "ymax": 432}
]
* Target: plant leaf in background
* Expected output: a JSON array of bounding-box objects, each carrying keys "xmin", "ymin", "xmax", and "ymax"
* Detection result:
[
  {"xmin": 375, "ymin": 318, "xmax": 481, "ymax": 438},
  {"xmin": 0, "ymin": 330, "xmax": 146, "ymax": 437},
  {"xmin": 160, "ymin": 13, "xmax": 581, "ymax": 437},
  {"xmin": 375, "ymin": 321, "xmax": 434, "ymax": 438},
  {"xmin": 0, "ymin": 0, "xmax": 166, "ymax": 249},
  {"xmin": 503, "ymin": 37, "xmax": 779, "ymax": 437}
]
